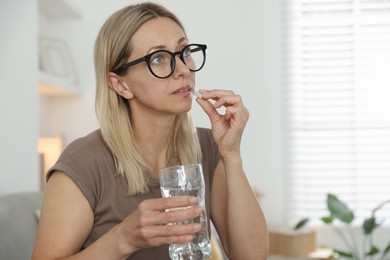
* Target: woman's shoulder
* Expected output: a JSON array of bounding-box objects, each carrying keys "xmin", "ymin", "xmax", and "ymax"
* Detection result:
[
  {"xmin": 52, "ymin": 129, "xmax": 115, "ymax": 176},
  {"xmin": 62, "ymin": 129, "xmax": 110, "ymax": 159},
  {"xmin": 48, "ymin": 129, "xmax": 115, "ymax": 211}
]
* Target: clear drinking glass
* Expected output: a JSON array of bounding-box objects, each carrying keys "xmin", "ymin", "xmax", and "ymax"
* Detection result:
[{"xmin": 160, "ymin": 164, "xmax": 212, "ymax": 260}]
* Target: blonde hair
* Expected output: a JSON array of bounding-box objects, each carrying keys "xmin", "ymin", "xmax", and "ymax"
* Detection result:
[{"xmin": 94, "ymin": 2, "xmax": 202, "ymax": 195}]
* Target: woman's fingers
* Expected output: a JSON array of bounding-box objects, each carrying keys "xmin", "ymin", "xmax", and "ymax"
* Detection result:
[
  {"xmin": 198, "ymin": 89, "xmax": 244, "ymax": 109},
  {"xmin": 142, "ymin": 233, "xmax": 195, "ymax": 248},
  {"xmin": 125, "ymin": 196, "xmax": 203, "ymax": 249},
  {"xmin": 139, "ymin": 196, "xmax": 198, "ymax": 212},
  {"xmin": 141, "ymin": 222, "xmax": 201, "ymax": 239},
  {"xmin": 163, "ymin": 206, "xmax": 203, "ymax": 224},
  {"xmin": 213, "ymin": 95, "xmax": 242, "ymax": 109},
  {"xmin": 137, "ymin": 196, "xmax": 202, "ymax": 226},
  {"xmin": 130, "ymin": 197, "xmax": 203, "ymax": 248},
  {"xmin": 196, "ymin": 98, "xmax": 222, "ymax": 125},
  {"xmin": 137, "ymin": 223, "xmax": 199, "ymax": 248},
  {"xmin": 197, "ymin": 89, "xmax": 248, "ymax": 125},
  {"xmin": 199, "ymin": 89, "xmax": 235, "ymax": 100},
  {"xmin": 195, "ymin": 88, "xmax": 249, "ymax": 158}
]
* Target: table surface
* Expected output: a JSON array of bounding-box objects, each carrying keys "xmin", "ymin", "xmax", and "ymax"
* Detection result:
[{"xmin": 269, "ymin": 248, "xmax": 333, "ymax": 260}]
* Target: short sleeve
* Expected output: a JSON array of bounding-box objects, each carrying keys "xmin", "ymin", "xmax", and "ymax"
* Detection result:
[{"xmin": 46, "ymin": 130, "xmax": 116, "ymax": 210}]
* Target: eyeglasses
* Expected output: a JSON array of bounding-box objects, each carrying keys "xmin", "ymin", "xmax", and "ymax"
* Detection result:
[{"xmin": 113, "ymin": 44, "xmax": 207, "ymax": 79}]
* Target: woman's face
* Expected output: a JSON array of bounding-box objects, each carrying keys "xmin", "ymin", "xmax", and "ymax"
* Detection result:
[{"xmin": 121, "ymin": 17, "xmax": 196, "ymax": 116}]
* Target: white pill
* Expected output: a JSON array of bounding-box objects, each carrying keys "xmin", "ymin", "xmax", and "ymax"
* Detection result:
[{"xmin": 194, "ymin": 89, "xmax": 203, "ymax": 98}]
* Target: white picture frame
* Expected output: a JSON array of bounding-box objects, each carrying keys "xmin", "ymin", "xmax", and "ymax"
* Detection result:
[{"xmin": 39, "ymin": 36, "xmax": 78, "ymax": 83}]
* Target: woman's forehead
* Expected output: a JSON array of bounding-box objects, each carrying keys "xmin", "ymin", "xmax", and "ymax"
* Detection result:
[{"xmin": 130, "ymin": 17, "xmax": 187, "ymax": 53}]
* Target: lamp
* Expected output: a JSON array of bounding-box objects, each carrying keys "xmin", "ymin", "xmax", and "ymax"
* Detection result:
[{"xmin": 38, "ymin": 136, "xmax": 63, "ymax": 190}]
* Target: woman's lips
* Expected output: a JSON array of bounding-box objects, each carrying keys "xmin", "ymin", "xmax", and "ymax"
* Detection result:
[{"xmin": 172, "ymin": 86, "xmax": 192, "ymax": 97}]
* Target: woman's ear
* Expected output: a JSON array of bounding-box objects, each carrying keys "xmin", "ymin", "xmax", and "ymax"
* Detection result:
[{"xmin": 108, "ymin": 72, "xmax": 134, "ymax": 99}]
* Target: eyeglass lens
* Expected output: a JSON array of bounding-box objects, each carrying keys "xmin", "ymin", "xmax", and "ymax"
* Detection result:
[{"xmin": 149, "ymin": 45, "xmax": 205, "ymax": 78}]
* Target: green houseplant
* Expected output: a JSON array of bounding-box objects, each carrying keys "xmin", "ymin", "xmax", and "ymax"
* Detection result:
[{"xmin": 294, "ymin": 193, "xmax": 390, "ymax": 260}]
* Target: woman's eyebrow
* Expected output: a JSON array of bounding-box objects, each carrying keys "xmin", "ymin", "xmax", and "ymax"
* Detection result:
[
  {"xmin": 177, "ymin": 37, "xmax": 188, "ymax": 44},
  {"xmin": 146, "ymin": 45, "xmax": 166, "ymax": 53},
  {"xmin": 145, "ymin": 37, "xmax": 188, "ymax": 54}
]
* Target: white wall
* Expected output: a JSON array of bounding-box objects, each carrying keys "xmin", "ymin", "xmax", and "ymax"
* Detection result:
[
  {"xmin": 0, "ymin": 0, "xmax": 40, "ymax": 195},
  {"xmin": 39, "ymin": 0, "xmax": 286, "ymax": 227}
]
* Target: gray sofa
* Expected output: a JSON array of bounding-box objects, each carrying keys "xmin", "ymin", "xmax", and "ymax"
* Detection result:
[{"xmin": 0, "ymin": 191, "xmax": 43, "ymax": 260}]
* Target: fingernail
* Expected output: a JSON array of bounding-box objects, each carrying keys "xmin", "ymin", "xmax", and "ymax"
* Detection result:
[{"xmin": 190, "ymin": 196, "xmax": 198, "ymax": 203}]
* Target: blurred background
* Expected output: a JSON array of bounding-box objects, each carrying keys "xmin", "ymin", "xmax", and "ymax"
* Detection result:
[{"xmin": 1, "ymin": 0, "xmax": 389, "ymax": 256}]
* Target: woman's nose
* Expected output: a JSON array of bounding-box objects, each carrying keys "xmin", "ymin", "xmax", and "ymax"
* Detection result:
[{"xmin": 172, "ymin": 55, "xmax": 190, "ymax": 78}]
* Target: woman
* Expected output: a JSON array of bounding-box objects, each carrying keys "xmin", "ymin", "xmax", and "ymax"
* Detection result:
[{"xmin": 32, "ymin": 2, "xmax": 268, "ymax": 259}]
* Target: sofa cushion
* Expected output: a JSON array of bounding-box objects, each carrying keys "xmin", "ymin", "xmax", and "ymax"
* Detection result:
[{"xmin": 0, "ymin": 191, "xmax": 43, "ymax": 260}]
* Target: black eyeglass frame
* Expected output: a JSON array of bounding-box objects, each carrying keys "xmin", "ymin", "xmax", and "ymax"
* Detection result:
[{"xmin": 113, "ymin": 44, "xmax": 207, "ymax": 79}]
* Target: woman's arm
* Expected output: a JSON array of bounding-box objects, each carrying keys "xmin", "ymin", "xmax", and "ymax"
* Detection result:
[
  {"xmin": 196, "ymin": 89, "xmax": 269, "ymax": 259},
  {"xmin": 32, "ymin": 171, "xmax": 130, "ymax": 259},
  {"xmin": 32, "ymin": 171, "xmax": 202, "ymax": 260},
  {"xmin": 211, "ymin": 159, "xmax": 269, "ymax": 259}
]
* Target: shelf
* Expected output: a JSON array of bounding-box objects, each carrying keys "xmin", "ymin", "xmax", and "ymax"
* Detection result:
[{"xmin": 39, "ymin": 71, "xmax": 82, "ymax": 96}]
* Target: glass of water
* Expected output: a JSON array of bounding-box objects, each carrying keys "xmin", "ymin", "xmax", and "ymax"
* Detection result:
[{"xmin": 159, "ymin": 164, "xmax": 212, "ymax": 260}]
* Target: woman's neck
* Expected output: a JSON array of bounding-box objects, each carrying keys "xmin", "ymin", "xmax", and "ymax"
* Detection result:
[{"xmin": 131, "ymin": 111, "xmax": 177, "ymax": 172}]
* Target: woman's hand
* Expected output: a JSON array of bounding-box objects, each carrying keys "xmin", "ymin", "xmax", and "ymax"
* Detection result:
[
  {"xmin": 196, "ymin": 89, "xmax": 269, "ymax": 259},
  {"xmin": 119, "ymin": 196, "xmax": 202, "ymax": 254},
  {"xmin": 196, "ymin": 89, "xmax": 249, "ymax": 159}
]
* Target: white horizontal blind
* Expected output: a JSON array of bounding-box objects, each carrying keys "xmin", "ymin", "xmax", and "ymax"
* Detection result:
[{"xmin": 285, "ymin": 0, "xmax": 390, "ymax": 224}]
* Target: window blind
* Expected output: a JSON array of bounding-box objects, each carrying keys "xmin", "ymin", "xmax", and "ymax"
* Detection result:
[{"xmin": 285, "ymin": 0, "xmax": 390, "ymax": 224}]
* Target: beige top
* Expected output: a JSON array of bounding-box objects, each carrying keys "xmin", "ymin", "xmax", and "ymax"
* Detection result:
[{"xmin": 47, "ymin": 128, "xmax": 220, "ymax": 259}]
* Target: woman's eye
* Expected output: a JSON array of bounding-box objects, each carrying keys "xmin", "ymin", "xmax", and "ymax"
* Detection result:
[
  {"xmin": 151, "ymin": 55, "xmax": 164, "ymax": 65},
  {"xmin": 183, "ymin": 48, "xmax": 192, "ymax": 57},
  {"xmin": 151, "ymin": 53, "xmax": 170, "ymax": 65}
]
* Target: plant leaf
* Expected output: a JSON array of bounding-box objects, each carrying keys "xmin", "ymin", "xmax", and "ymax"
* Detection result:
[
  {"xmin": 294, "ymin": 218, "xmax": 310, "ymax": 230},
  {"xmin": 327, "ymin": 194, "xmax": 354, "ymax": 224},
  {"xmin": 366, "ymin": 246, "xmax": 380, "ymax": 256},
  {"xmin": 363, "ymin": 216, "xmax": 378, "ymax": 235},
  {"xmin": 334, "ymin": 249, "xmax": 354, "ymax": 258},
  {"xmin": 372, "ymin": 199, "xmax": 390, "ymax": 215},
  {"xmin": 382, "ymin": 241, "xmax": 390, "ymax": 258},
  {"xmin": 321, "ymin": 215, "xmax": 334, "ymax": 224}
]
